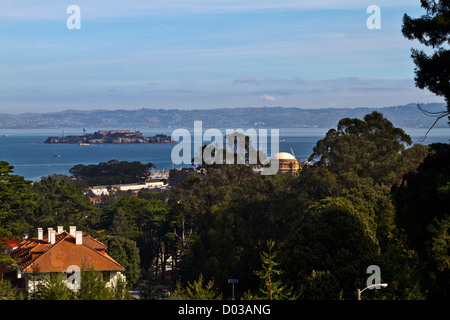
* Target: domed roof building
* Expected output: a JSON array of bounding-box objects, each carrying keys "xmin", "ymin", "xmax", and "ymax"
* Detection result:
[{"xmin": 271, "ymin": 152, "xmax": 301, "ymax": 175}]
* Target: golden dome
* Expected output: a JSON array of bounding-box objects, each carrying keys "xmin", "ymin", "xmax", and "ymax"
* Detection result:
[
  {"xmin": 271, "ymin": 152, "xmax": 301, "ymax": 176},
  {"xmin": 271, "ymin": 152, "xmax": 297, "ymax": 161}
]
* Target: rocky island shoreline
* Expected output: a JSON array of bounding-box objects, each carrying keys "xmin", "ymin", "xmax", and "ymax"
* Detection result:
[{"xmin": 44, "ymin": 130, "xmax": 173, "ymax": 144}]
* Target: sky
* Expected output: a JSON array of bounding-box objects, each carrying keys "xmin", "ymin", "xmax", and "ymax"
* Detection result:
[{"xmin": 0, "ymin": 0, "xmax": 446, "ymax": 114}]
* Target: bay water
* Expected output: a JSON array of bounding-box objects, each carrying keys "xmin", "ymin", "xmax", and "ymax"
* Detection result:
[{"xmin": 0, "ymin": 127, "xmax": 448, "ymax": 181}]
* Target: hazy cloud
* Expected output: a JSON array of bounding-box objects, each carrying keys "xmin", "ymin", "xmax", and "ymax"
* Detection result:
[{"xmin": 259, "ymin": 94, "xmax": 276, "ymax": 102}]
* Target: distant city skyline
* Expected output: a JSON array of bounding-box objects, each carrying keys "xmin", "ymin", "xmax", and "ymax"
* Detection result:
[{"xmin": 0, "ymin": 0, "xmax": 445, "ymax": 114}]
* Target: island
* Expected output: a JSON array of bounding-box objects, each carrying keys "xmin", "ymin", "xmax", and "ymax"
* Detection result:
[{"xmin": 44, "ymin": 130, "xmax": 173, "ymax": 144}]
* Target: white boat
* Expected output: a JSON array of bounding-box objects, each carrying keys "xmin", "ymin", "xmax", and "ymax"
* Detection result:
[{"xmin": 78, "ymin": 143, "xmax": 90, "ymax": 146}]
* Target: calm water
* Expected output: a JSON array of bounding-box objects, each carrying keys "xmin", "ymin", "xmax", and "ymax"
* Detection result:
[{"xmin": 0, "ymin": 127, "xmax": 449, "ymax": 181}]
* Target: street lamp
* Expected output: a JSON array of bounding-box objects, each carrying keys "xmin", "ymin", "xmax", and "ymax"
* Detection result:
[
  {"xmin": 228, "ymin": 279, "xmax": 238, "ymax": 300},
  {"xmin": 357, "ymin": 283, "xmax": 388, "ymax": 300}
]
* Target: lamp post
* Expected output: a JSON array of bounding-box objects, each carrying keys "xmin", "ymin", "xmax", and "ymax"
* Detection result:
[
  {"xmin": 228, "ymin": 279, "xmax": 238, "ymax": 300},
  {"xmin": 357, "ymin": 283, "xmax": 388, "ymax": 300}
]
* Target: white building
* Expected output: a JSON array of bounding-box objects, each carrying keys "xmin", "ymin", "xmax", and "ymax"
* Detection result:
[{"xmin": 90, "ymin": 181, "xmax": 166, "ymax": 196}]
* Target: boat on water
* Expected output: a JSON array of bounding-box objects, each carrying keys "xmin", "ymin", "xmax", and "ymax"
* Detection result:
[
  {"xmin": 54, "ymin": 154, "xmax": 61, "ymax": 158},
  {"xmin": 78, "ymin": 143, "xmax": 90, "ymax": 146}
]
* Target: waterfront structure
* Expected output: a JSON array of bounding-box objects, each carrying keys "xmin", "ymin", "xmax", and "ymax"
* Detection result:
[{"xmin": 89, "ymin": 181, "xmax": 166, "ymax": 196}]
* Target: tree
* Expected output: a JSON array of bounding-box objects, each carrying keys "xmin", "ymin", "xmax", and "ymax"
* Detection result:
[
  {"xmin": 69, "ymin": 160, "xmax": 155, "ymax": 185},
  {"xmin": 32, "ymin": 273, "xmax": 75, "ymax": 300},
  {"xmin": 107, "ymin": 273, "xmax": 131, "ymax": 300},
  {"xmin": 193, "ymin": 131, "xmax": 268, "ymax": 169},
  {"xmin": 110, "ymin": 208, "xmax": 129, "ymax": 237},
  {"xmin": 171, "ymin": 274, "xmax": 222, "ymax": 300},
  {"xmin": 168, "ymin": 168, "xmax": 199, "ymax": 189},
  {"xmin": 299, "ymin": 270, "xmax": 341, "ymax": 300},
  {"xmin": 76, "ymin": 268, "xmax": 131, "ymax": 300},
  {"xmin": 402, "ymin": 0, "xmax": 450, "ymax": 126},
  {"xmin": 29, "ymin": 267, "xmax": 132, "ymax": 300},
  {"xmin": 253, "ymin": 240, "xmax": 292, "ymax": 300},
  {"xmin": 177, "ymin": 165, "xmax": 270, "ymax": 294},
  {"xmin": 173, "ymin": 163, "xmax": 303, "ymax": 296},
  {"xmin": 281, "ymin": 197, "xmax": 380, "ymax": 300},
  {"xmin": 31, "ymin": 175, "xmax": 100, "ymax": 234},
  {"xmin": 75, "ymin": 269, "xmax": 107, "ymax": 300},
  {"xmin": 392, "ymin": 143, "xmax": 450, "ymax": 298},
  {"xmin": 0, "ymin": 277, "xmax": 24, "ymax": 300},
  {"xmin": 0, "ymin": 161, "xmax": 36, "ymax": 240},
  {"xmin": 101, "ymin": 197, "xmax": 172, "ymax": 279},
  {"xmin": 377, "ymin": 243, "xmax": 426, "ymax": 300},
  {"xmin": 308, "ymin": 111, "xmax": 413, "ymax": 185},
  {"xmin": 104, "ymin": 236, "xmax": 141, "ymax": 288},
  {"xmin": 0, "ymin": 162, "xmax": 36, "ymax": 268}
]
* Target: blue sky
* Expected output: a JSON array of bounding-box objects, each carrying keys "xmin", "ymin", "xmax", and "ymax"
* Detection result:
[{"xmin": 0, "ymin": 0, "xmax": 445, "ymax": 114}]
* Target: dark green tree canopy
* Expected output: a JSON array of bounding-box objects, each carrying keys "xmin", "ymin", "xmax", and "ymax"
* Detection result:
[
  {"xmin": 104, "ymin": 236, "xmax": 141, "ymax": 288},
  {"xmin": 392, "ymin": 143, "xmax": 450, "ymax": 298},
  {"xmin": 32, "ymin": 175, "xmax": 100, "ymax": 233},
  {"xmin": 281, "ymin": 197, "xmax": 380, "ymax": 300},
  {"xmin": 69, "ymin": 160, "xmax": 155, "ymax": 186},
  {"xmin": 308, "ymin": 111, "xmax": 413, "ymax": 185},
  {"xmin": 0, "ymin": 161, "xmax": 36, "ymax": 239},
  {"xmin": 402, "ymin": 1, "xmax": 450, "ymax": 47}
]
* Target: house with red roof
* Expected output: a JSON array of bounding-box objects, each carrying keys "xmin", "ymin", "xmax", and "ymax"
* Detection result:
[
  {"xmin": 89, "ymin": 195, "xmax": 101, "ymax": 205},
  {"xmin": 8, "ymin": 226, "xmax": 125, "ymax": 294},
  {"xmin": 2, "ymin": 237, "xmax": 21, "ymax": 254}
]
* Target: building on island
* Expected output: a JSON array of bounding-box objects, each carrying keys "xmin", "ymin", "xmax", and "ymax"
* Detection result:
[{"xmin": 45, "ymin": 130, "xmax": 173, "ymax": 144}]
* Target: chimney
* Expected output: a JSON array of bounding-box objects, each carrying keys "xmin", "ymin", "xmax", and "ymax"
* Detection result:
[
  {"xmin": 75, "ymin": 231, "xmax": 83, "ymax": 245},
  {"xmin": 69, "ymin": 226, "xmax": 76, "ymax": 236},
  {"xmin": 47, "ymin": 228, "xmax": 53, "ymax": 243},
  {"xmin": 37, "ymin": 228, "xmax": 43, "ymax": 240},
  {"xmin": 57, "ymin": 226, "xmax": 64, "ymax": 234},
  {"xmin": 49, "ymin": 230, "xmax": 56, "ymax": 245}
]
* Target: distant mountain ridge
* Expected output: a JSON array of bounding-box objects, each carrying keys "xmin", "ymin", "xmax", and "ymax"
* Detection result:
[{"xmin": 0, "ymin": 103, "xmax": 447, "ymax": 129}]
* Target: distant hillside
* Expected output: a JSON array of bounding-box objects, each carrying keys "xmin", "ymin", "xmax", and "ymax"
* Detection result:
[{"xmin": 0, "ymin": 103, "xmax": 447, "ymax": 129}]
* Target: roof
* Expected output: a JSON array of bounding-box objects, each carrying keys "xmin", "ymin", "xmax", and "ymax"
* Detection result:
[
  {"xmin": 271, "ymin": 152, "xmax": 297, "ymax": 161},
  {"xmin": 9, "ymin": 230, "xmax": 123, "ymax": 273},
  {"xmin": 1, "ymin": 238, "xmax": 21, "ymax": 248}
]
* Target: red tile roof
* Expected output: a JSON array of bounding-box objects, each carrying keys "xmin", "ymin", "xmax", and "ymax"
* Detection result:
[
  {"xmin": 10, "ymin": 230, "xmax": 124, "ymax": 273},
  {"xmin": 1, "ymin": 238, "xmax": 21, "ymax": 248}
]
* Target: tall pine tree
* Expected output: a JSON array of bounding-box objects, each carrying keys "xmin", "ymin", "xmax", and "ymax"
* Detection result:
[{"xmin": 402, "ymin": 0, "xmax": 450, "ymax": 126}]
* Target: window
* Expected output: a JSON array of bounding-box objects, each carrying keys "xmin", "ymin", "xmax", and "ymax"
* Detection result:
[{"xmin": 103, "ymin": 271, "xmax": 111, "ymax": 282}]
